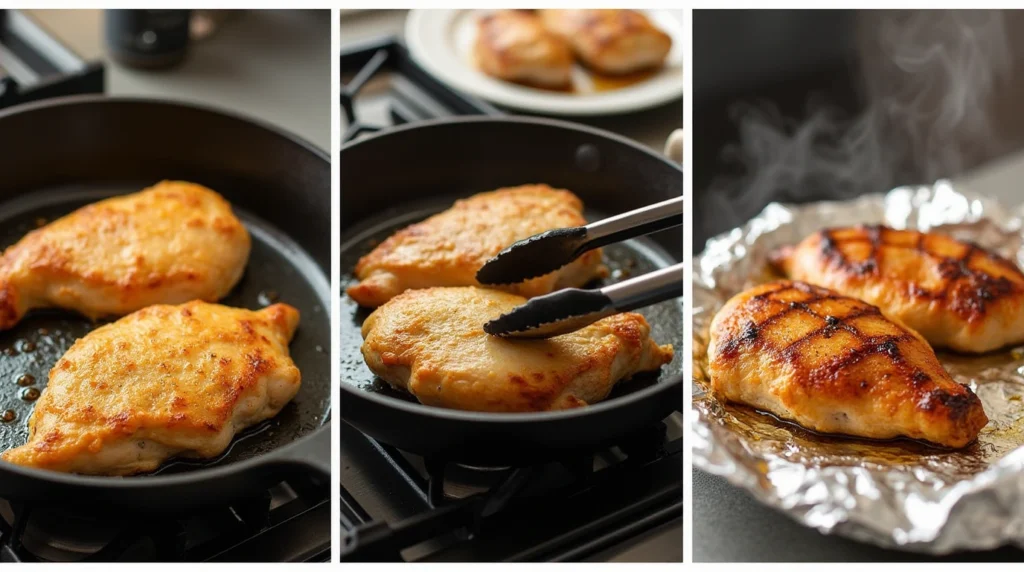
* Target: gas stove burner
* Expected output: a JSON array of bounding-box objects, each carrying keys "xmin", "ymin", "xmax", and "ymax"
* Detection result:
[
  {"xmin": 0, "ymin": 498, "xmax": 191, "ymax": 562},
  {"xmin": 415, "ymin": 459, "xmax": 514, "ymax": 502},
  {"xmin": 0, "ymin": 500, "xmax": 123, "ymax": 562}
]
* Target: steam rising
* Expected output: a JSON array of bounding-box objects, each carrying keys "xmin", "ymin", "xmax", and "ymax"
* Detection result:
[{"xmin": 706, "ymin": 10, "xmax": 1014, "ymax": 229}]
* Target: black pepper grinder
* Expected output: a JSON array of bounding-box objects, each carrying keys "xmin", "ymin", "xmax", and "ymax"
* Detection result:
[{"xmin": 105, "ymin": 9, "xmax": 192, "ymax": 70}]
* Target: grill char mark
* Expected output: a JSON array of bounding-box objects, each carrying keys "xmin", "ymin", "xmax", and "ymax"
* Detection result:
[
  {"xmin": 716, "ymin": 281, "xmax": 982, "ymax": 419},
  {"xmin": 817, "ymin": 226, "xmax": 1023, "ymax": 322}
]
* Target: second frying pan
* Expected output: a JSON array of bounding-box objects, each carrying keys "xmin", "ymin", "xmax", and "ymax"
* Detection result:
[
  {"xmin": 0, "ymin": 96, "xmax": 331, "ymax": 514},
  {"xmin": 339, "ymin": 116, "xmax": 683, "ymax": 466}
]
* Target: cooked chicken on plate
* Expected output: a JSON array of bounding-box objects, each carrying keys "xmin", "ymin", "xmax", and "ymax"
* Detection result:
[
  {"xmin": 347, "ymin": 184, "xmax": 607, "ymax": 307},
  {"xmin": 773, "ymin": 225, "xmax": 1024, "ymax": 353},
  {"xmin": 361, "ymin": 287, "xmax": 673, "ymax": 412},
  {"xmin": 0, "ymin": 181, "xmax": 250, "ymax": 330},
  {"xmin": 475, "ymin": 10, "xmax": 574, "ymax": 89},
  {"xmin": 538, "ymin": 9, "xmax": 672, "ymax": 75},
  {"xmin": 2, "ymin": 301, "xmax": 300, "ymax": 475},
  {"xmin": 707, "ymin": 281, "xmax": 988, "ymax": 448}
]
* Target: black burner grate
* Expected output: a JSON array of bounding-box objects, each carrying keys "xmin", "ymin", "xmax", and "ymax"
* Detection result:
[
  {"xmin": 0, "ymin": 10, "xmax": 104, "ymax": 110},
  {"xmin": 340, "ymin": 421, "xmax": 682, "ymax": 562},
  {"xmin": 340, "ymin": 35, "xmax": 499, "ymax": 143},
  {"xmin": 0, "ymin": 477, "xmax": 330, "ymax": 563}
]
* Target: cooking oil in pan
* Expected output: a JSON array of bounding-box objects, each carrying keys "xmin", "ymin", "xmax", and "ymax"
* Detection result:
[{"xmin": 0, "ymin": 318, "xmax": 88, "ymax": 452}]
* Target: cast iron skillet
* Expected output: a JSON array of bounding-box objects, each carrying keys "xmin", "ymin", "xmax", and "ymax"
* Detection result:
[
  {"xmin": 0, "ymin": 96, "xmax": 331, "ymax": 514},
  {"xmin": 339, "ymin": 116, "xmax": 683, "ymax": 467}
]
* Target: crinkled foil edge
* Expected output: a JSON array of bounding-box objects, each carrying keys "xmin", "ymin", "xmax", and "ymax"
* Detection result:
[{"xmin": 692, "ymin": 181, "xmax": 1024, "ymax": 553}]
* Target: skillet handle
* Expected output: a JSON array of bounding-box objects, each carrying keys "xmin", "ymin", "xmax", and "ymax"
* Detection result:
[{"xmin": 268, "ymin": 423, "xmax": 331, "ymax": 480}]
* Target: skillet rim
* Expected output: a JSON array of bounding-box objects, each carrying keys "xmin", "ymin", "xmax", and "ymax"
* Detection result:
[
  {"xmin": 0, "ymin": 95, "xmax": 332, "ymax": 487},
  {"xmin": 339, "ymin": 115, "xmax": 684, "ymax": 424},
  {"xmin": 0, "ymin": 93, "xmax": 330, "ymax": 159}
]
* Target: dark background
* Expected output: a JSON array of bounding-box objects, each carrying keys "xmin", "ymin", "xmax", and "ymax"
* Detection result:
[{"xmin": 693, "ymin": 9, "xmax": 1024, "ymax": 251}]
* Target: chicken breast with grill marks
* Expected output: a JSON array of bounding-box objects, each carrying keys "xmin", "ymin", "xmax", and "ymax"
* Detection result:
[
  {"xmin": 475, "ymin": 10, "xmax": 574, "ymax": 89},
  {"xmin": 773, "ymin": 225, "xmax": 1024, "ymax": 353},
  {"xmin": 361, "ymin": 287, "xmax": 673, "ymax": 412},
  {"xmin": 0, "ymin": 181, "xmax": 250, "ymax": 330},
  {"xmin": 538, "ymin": 10, "xmax": 672, "ymax": 75},
  {"xmin": 347, "ymin": 185, "xmax": 607, "ymax": 308},
  {"xmin": 707, "ymin": 281, "xmax": 988, "ymax": 448},
  {"xmin": 2, "ymin": 301, "xmax": 300, "ymax": 475}
]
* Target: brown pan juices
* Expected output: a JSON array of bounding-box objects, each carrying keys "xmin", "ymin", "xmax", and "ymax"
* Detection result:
[
  {"xmin": 525, "ymin": 66, "xmax": 661, "ymax": 94},
  {"xmin": 471, "ymin": 57, "xmax": 662, "ymax": 94}
]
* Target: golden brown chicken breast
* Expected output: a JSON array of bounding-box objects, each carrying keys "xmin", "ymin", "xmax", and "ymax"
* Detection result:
[
  {"xmin": 475, "ymin": 10, "xmax": 574, "ymax": 89},
  {"xmin": 347, "ymin": 185, "xmax": 607, "ymax": 308},
  {"xmin": 538, "ymin": 9, "xmax": 672, "ymax": 75},
  {"xmin": 773, "ymin": 225, "xmax": 1024, "ymax": 353},
  {"xmin": 707, "ymin": 281, "xmax": 987, "ymax": 448},
  {"xmin": 361, "ymin": 287, "xmax": 673, "ymax": 412},
  {"xmin": 0, "ymin": 181, "xmax": 250, "ymax": 330},
  {"xmin": 2, "ymin": 301, "xmax": 300, "ymax": 475}
]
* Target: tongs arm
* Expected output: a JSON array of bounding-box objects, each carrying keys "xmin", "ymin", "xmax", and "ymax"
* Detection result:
[{"xmin": 583, "ymin": 195, "xmax": 683, "ymax": 252}]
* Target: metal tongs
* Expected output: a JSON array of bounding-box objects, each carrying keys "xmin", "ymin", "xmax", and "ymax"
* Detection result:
[{"xmin": 477, "ymin": 196, "xmax": 683, "ymax": 339}]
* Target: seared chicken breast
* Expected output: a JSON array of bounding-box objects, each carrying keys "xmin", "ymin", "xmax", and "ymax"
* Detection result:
[
  {"xmin": 0, "ymin": 181, "xmax": 250, "ymax": 330},
  {"xmin": 707, "ymin": 281, "xmax": 987, "ymax": 448},
  {"xmin": 475, "ymin": 10, "xmax": 574, "ymax": 89},
  {"xmin": 347, "ymin": 185, "xmax": 607, "ymax": 307},
  {"xmin": 3, "ymin": 301, "xmax": 300, "ymax": 475},
  {"xmin": 538, "ymin": 10, "xmax": 672, "ymax": 75},
  {"xmin": 361, "ymin": 287, "xmax": 673, "ymax": 412},
  {"xmin": 774, "ymin": 225, "xmax": 1024, "ymax": 353}
]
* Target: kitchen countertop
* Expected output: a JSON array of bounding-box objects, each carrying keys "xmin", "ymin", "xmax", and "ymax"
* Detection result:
[
  {"xmin": 694, "ymin": 470, "xmax": 1024, "ymax": 562},
  {"xmin": 26, "ymin": 9, "xmax": 331, "ymax": 152},
  {"xmin": 339, "ymin": 9, "xmax": 682, "ymax": 154},
  {"xmin": 957, "ymin": 147, "xmax": 1024, "ymax": 208}
]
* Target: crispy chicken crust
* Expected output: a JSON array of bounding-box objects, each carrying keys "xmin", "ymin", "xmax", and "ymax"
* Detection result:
[
  {"xmin": 0, "ymin": 181, "xmax": 251, "ymax": 329},
  {"xmin": 708, "ymin": 281, "xmax": 988, "ymax": 448},
  {"xmin": 774, "ymin": 225, "xmax": 1024, "ymax": 353},
  {"xmin": 347, "ymin": 185, "xmax": 607, "ymax": 307},
  {"xmin": 2, "ymin": 301, "xmax": 300, "ymax": 475},
  {"xmin": 360, "ymin": 287, "xmax": 673, "ymax": 412}
]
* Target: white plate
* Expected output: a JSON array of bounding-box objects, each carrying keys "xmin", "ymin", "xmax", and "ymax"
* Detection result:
[{"xmin": 405, "ymin": 9, "xmax": 683, "ymax": 116}]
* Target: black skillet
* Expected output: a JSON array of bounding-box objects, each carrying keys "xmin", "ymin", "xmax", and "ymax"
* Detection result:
[
  {"xmin": 339, "ymin": 116, "xmax": 683, "ymax": 467},
  {"xmin": 0, "ymin": 96, "xmax": 331, "ymax": 514}
]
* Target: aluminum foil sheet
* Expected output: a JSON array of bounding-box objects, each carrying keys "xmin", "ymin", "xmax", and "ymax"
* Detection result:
[{"xmin": 692, "ymin": 180, "xmax": 1024, "ymax": 553}]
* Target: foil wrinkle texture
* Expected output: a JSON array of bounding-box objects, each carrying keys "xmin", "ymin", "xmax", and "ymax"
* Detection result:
[{"xmin": 692, "ymin": 180, "xmax": 1024, "ymax": 553}]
